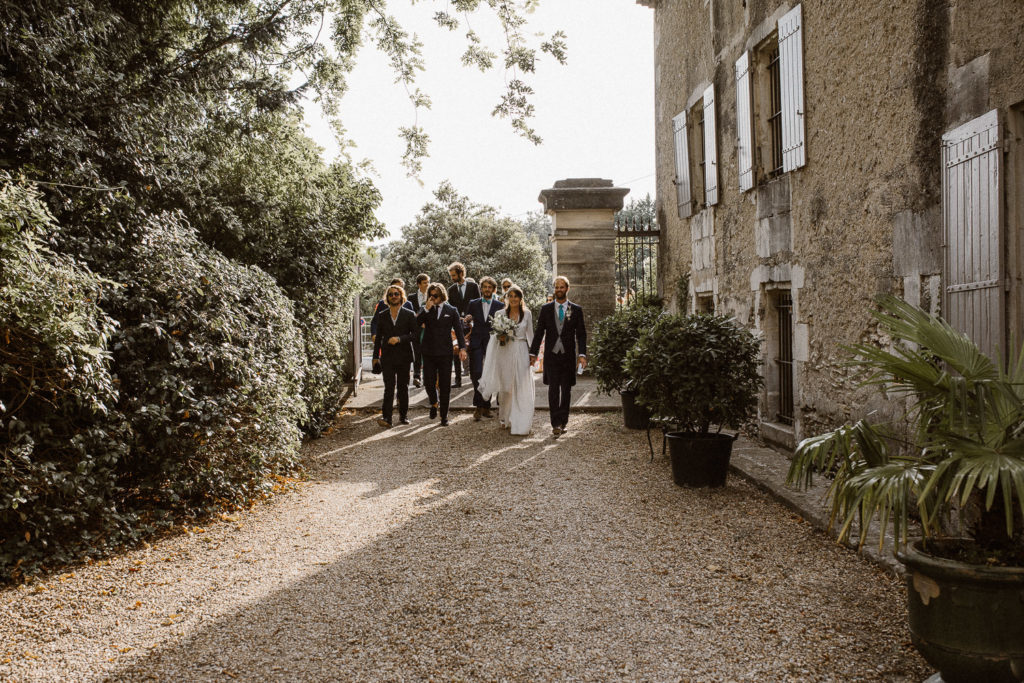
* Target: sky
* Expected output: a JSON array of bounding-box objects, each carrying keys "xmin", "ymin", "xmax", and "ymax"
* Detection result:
[{"xmin": 302, "ymin": 0, "xmax": 655, "ymax": 242}]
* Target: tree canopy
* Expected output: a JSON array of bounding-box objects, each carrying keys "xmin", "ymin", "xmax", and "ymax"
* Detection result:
[{"xmin": 368, "ymin": 182, "xmax": 550, "ymax": 312}]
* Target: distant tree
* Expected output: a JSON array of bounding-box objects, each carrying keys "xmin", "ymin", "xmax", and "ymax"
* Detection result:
[
  {"xmin": 519, "ymin": 211, "xmax": 553, "ymax": 279},
  {"xmin": 369, "ymin": 182, "xmax": 549, "ymax": 312},
  {"xmin": 616, "ymin": 193, "xmax": 656, "ymax": 224}
]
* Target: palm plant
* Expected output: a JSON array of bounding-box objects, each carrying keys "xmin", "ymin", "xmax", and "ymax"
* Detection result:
[{"xmin": 787, "ymin": 296, "xmax": 1024, "ymax": 558}]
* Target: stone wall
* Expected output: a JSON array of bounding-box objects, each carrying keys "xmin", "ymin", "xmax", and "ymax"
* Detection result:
[{"xmin": 645, "ymin": 0, "xmax": 1024, "ymax": 447}]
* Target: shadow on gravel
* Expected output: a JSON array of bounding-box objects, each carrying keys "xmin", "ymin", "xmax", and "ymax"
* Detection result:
[{"xmin": 112, "ymin": 413, "xmax": 929, "ymax": 682}]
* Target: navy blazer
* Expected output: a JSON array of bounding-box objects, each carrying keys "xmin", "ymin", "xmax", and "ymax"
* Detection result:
[
  {"xmin": 447, "ymin": 279, "xmax": 480, "ymax": 315},
  {"xmin": 372, "ymin": 307, "xmax": 418, "ymax": 365},
  {"xmin": 416, "ymin": 302, "xmax": 467, "ymax": 356},
  {"xmin": 529, "ymin": 300, "xmax": 587, "ymax": 359},
  {"xmin": 370, "ymin": 298, "xmax": 414, "ymax": 337},
  {"xmin": 466, "ymin": 297, "xmax": 504, "ymax": 350}
]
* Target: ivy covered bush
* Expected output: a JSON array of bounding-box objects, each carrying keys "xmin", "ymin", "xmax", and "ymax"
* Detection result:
[
  {"xmin": 109, "ymin": 212, "xmax": 307, "ymax": 513},
  {"xmin": 1, "ymin": 177, "xmax": 131, "ymax": 573}
]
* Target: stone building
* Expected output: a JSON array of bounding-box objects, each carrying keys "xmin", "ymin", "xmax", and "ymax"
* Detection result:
[{"xmin": 636, "ymin": 0, "xmax": 1024, "ymax": 448}]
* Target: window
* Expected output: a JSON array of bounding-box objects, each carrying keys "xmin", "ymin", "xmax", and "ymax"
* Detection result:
[
  {"xmin": 671, "ymin": 83, "xmax": 719, "ymax": 217},
  {"xmin": 736, "ymin": 4, "xmax": 805, "ymax": 191},
  {"xmin": 696, "ymin": 294, "xmax": 714, "ymax": 313}
]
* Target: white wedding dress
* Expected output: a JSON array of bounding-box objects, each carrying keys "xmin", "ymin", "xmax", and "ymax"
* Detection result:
[{"xmin": 477, "ymin": 308, "xmax": 535, "ymax": 435}]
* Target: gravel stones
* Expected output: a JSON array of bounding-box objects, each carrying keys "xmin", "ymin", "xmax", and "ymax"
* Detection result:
[{"xmin": 1, "ymin": 412, "xmax": 929, "ymax": 681}]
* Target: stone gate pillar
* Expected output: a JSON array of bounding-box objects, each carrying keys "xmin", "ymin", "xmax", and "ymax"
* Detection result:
[{"xmin": 538, "ymin": 178, "xmax": 629, "ymax": 325}]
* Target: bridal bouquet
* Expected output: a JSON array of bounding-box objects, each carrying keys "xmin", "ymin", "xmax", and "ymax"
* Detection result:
[{"xmin": 490, "ymin": 314, "xmax": 518, "ymax": 346}]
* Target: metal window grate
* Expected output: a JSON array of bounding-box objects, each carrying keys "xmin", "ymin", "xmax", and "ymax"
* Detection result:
[
  {"xmin": 776, "ymin": 291, "xmax": 794, "ymax": 425},
  {"xmin": 766, "ymin": 46, "xmax": 783, "ymax": 178},
  {"xmin": 614, "ymin": 215, "xmax": 660, "ymax": 307}
]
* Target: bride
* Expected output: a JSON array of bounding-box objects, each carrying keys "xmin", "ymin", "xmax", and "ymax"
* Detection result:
[{"xmin": 477, "ymin": 284, "xmax": 535, "ymax": 435}]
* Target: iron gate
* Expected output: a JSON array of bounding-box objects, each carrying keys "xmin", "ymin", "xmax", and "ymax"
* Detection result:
[{"xmin": 614, "ymin": 214, "xmax": 660, "ymax": 307}]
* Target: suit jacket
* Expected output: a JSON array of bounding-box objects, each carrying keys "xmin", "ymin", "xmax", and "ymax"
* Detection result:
[
  {"xmin": 447, "ymin": 279, "xmax": 480, "ymax": 315},
  {"xmin": 408, "ymin": 289, "xmax": 430, "ymax": 314},
  {"xmin": 370, "ymin": 298, "xmax": 414, "ymax": 337},
  {"xmin": 372, "ymin": 307, "xmax": 418, "ymax": 365},
  {"xmin": 466, "ymin": 297, "xmax": 505, "ymax": 350},
  {"xmin": 416, "ymin": 302, "xmax": 466, "ymax": 356},
  {"xmin": 530, "ymin": 300, "xmax": 587, "ymax": 360}
]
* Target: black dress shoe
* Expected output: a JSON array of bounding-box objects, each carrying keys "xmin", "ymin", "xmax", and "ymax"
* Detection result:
[
  {"xmin": 399, "ymin": 416, "xmax": 410, "ymax": 425},
  {"xmin": 413, "ymin": 378, "xmax": 422, "ymax": 388},
  {"xmin": 429, "ymin": 404, "xmax": 438, "ymax": 419},
  {"xmin": 451, "ymin": 381, "xmax": 462, "ymax": 388},
  {"xmin": 440, "ymin": 418, "xmax": 449, "ymax": 426}
]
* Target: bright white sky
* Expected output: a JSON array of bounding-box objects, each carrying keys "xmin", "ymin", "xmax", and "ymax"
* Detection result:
[{"xmin": 303, "ymin": 0, "xmax": 655, "ymax": 242}]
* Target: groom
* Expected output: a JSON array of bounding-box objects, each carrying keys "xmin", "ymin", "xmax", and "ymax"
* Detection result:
[{"xmin": 530, "ymin": 276, "xmax": 587, "ymax": 438}]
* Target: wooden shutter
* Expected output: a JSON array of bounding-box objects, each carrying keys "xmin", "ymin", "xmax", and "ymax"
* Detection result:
[
  {"xmin": 779, "ymin": 4, "xmax": 806, "ymax": 172},
  {"xmin": 673, "ymin": 110, "xmax": 692, "ymax": 218},
  {"xmin": 703, "ymin": 84, "xmax": 719, "ymax": 206},
  {"xmin": 735, "ymin": 51, "xmax": 754, "ymax": 192},
  {"xmin": 942, "ymin": 109, "xmax": 1005, "ymax": 363}
]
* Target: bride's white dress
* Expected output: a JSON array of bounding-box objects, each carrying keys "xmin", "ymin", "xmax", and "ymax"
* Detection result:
[{"xmin": 477, "ymin": 309, "xmax": 535, "ymax": 435}]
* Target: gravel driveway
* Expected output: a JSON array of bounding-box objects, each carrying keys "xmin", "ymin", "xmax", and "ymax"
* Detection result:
[{"xmin": 1, "ymin": 412, "xmax": 929, "ymax": 682}]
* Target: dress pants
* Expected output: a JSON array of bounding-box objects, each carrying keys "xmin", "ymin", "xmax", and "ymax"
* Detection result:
[
  {"xmin": 381, "ymin": 359, "xmax": 410, "ymax": 422},
  {"xmin": 412, "ymin": 339, "xmax": 423, "ymax": 380},
  {"xmin": 423, "ymin": 354, "xmax": 454, "ymax": 418},
  {"xmin": 546, "ymin": 352, "xmax": 573, "ymax": 427},
  {"xmin": 470, "ymin": 345, "xmax": 491, "ymax": 409}
]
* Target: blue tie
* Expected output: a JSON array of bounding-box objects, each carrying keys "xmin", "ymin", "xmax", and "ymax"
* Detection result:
[{"xmin": 558, "ymin": 304, "xmax": 564, "ymax": 322}]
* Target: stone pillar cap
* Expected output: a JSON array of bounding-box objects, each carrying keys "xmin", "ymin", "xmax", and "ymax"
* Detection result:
[{"xmin": 538, "ymin": 178, "xmax": 630, "ymax": 213}]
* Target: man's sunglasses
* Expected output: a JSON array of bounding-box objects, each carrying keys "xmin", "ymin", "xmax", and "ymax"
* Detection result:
[{"xmin": 387, "ymin": 292, "xmax": 402, "ymax": 297}]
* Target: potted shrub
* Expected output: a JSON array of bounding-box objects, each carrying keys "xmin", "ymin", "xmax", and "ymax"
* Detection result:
[
  {"xmin": 787, "ymin": 296, "xmax": 1024, "ymax": 682},
  {"xmin": 625, "ymin": 313, "xmax": 762, "ymax": 487},
  {"xmin": 589, "ymin": 304, "xmax": 662, "ymax": 428}
]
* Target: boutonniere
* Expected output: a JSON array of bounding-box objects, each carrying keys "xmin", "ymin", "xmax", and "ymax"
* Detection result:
[{"xmin": 565, "ymin": 306, "xmax": 572, "ymax": 321}]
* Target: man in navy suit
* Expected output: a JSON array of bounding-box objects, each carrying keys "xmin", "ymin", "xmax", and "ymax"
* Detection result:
[
  {"xmin": 372, "ymin": 284, "xmax": 418, "ymax": 427},
  {"xmin": 446, "ymin": 262, "xmax": 480, "ymax": 388},
  {"xmin": 407, "ymin": 273, "xmax": 430, "ymax": 388},
  {"xmin": 530, "ymin": 276, "xmax": 587, "ymax": 438},
  {"xmin": 416, "ymin": 283, "xmax": 467, "ymax": 426},
  {"xmin": 465, "ymin": 276, "xmax": 504, "ymax": 421}
]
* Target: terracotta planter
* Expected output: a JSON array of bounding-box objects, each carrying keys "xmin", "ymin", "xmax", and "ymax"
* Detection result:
[{"xmin": 900, "ymin": 541, "xmax": 1024, "ymax": 682}]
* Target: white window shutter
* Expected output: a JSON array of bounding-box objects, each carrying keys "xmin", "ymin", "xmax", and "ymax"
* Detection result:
[
  {"xmin": 702, "ymin": 84, "xmax": 718, "ymax": 206},
  {"xmin": 735, "ymin": 51, "xmax": 754, "ymax": 191},
  {"xmin": 779, "ymin": 4, "xmax": 806, "ymax": 171},
  {"xmin": 673, "ymin": 110, "xmax": 692, "ymax": 218}
]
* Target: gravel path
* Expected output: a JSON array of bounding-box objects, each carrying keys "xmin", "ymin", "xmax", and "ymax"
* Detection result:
[{"xmin": 1, "ymin": 412, "xmax": 929, "ymax": 682}]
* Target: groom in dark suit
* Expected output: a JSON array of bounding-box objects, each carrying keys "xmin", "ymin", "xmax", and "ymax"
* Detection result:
[
  {"xmin": 530, "ymin": 276, "xmax": 587, "ymax": 438},
  {"xmin": 447, "ymin": 262, "xmax": 480, "ymax": 388},
  {"xmin": 466, "ymin": 276, "xmax": 504, "ymax": 421}
]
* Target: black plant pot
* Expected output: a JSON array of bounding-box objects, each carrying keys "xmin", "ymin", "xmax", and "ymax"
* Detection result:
[
  {"xmin": 665, "ymin": 432, "xmax": 734, "ymax": 488},
  {"xmin": 899, "ymin": 541, "xmax": 1024, "ymax": 683},
  {"xmin": 620, "ymin": 389, "xmax": 650, "ymax": 430}
]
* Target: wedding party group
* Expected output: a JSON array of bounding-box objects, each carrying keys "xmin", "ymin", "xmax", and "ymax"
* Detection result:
[{"xmin": 370, "ymin": 263, "xmax": 587, "ymax": 437}]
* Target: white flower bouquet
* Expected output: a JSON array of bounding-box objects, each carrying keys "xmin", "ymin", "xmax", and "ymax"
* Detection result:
[{"xmin": 490, "ymin": 314, "xmax": 518, "ymax": 346}]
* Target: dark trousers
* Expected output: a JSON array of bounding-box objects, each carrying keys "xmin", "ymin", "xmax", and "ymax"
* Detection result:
[
  {"xmin": 453, "ymin": 348, "xmax": 463, "ymax": 384},
  {"xmin": 412, "ymin": 340, "xmax": 423, "ymax": 380},
  {"xmin": 470, "ymin": 345, "xmax": 491, "ymax": 409},
  {"xmin": 423, "ymin": 354, "xmax": 454, "ymax": 417},
  {"xmin": 381, "ymin": 360, "xmax": 410, "ymax": 421},
  {"xmin": 547, "ymin": 354, "xmax": 574, "ymax": 427}
]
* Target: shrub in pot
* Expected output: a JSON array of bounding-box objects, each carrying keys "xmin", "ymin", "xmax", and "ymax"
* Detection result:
[
  {"xmin": 787, "ymin": 296, "xmax": 1024, "ymax": 682},
  {"xmin": 589, "ymin": 304, "xmax": 662, "ymax": 428},
  {"xmin": 625, "ymin": 313, "xmax": 762, "ymax": 487}
]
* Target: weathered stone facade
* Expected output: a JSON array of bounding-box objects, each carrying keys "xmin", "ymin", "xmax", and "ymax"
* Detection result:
[{"xmin": 639, "ymin": 0, "xmax": 1024, "ymax": 448}]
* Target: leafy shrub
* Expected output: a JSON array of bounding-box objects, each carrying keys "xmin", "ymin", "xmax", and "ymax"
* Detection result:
[
  {"xmin": 626, "ymin": 314, "xmax": 762, "ymax": 434},
  {"xmin": 589, "ymin": 305, "xmax": 662, "ymax": 395},
  {"xmin": 109, "ymin": 212, "xmax": 307, "ymax": 513},
  {"xmin": 1, "ymin": 176, "xmax": 131, "ymax": 578}
]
